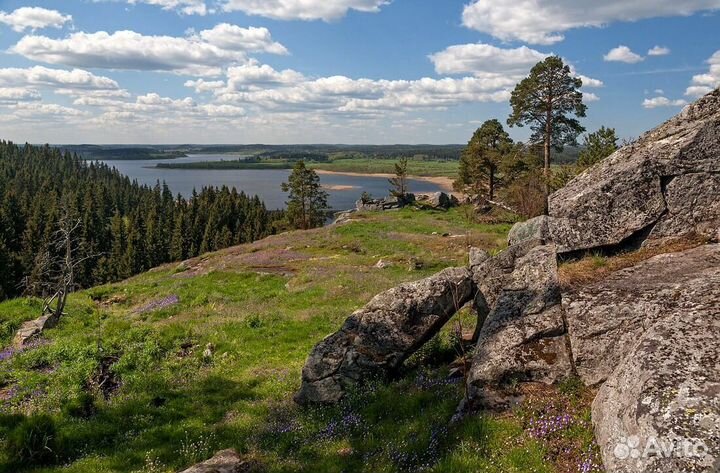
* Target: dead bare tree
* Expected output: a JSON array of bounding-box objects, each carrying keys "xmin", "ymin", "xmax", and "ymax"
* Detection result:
[{"xmin": 24, "ymin": 212, "xmax": 97, "ymax": 319}]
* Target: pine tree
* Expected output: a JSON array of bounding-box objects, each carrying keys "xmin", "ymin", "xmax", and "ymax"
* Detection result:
[
  {"xmin": 388, "ymin": 157, "xmax": 409, "ymax": 197},
  {"xmin": 577, "ymin": 126, "xmax": 618, "ymax": 168},
  {"xmin": 455, "ymin": 119, "xmax": 514, "ymax": 203},
  {"xmin": 508, "ymin": 56, "xmax": 587, "ymax": 213},
  {"xmin": 281, "ymin": 161, "xmax": 329, "ymax": 230}
]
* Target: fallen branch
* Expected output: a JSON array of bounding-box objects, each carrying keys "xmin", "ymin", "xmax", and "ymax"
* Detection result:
[{"xmin": 486, "ymin": 199, "xmax": 521, "ymax": 215}]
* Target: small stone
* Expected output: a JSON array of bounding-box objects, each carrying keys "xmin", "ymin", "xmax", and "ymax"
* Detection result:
[
  {"xmin": 203, "ymin": 343, "xmax": 215, "ymax": 359},
  {"xmin": 374, "ymin": 259, "xmax": 392, "ymax": 269}
]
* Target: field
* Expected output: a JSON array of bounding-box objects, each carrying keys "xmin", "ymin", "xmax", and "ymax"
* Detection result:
[
  {"xmin": 0, "ymin": 208, "xmax": 600, "ymax": 473},
  {"xmin": 309, "ymin": 157, "xmax": 459, "ymax": 178},
  {"xmin": 155, "ymin": 156, "xmax": 460, "ymax": 178}
]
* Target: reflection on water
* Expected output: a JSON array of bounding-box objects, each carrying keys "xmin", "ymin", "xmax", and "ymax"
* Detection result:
[{"xmin": 98, "ymin": 154, "xmax": 444, "ymax": 210}]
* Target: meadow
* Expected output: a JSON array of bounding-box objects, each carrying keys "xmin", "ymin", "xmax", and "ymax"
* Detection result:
[{"xmin": 0, "ymin": 208, "xmax": 601, "ymax": 473}]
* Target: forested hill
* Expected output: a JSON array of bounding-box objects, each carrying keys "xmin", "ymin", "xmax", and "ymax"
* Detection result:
[{"xmin": 0, "ymin": 141, "xmax": 284, "ymax": 301}]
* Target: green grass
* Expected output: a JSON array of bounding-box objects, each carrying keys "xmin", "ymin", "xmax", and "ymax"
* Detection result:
[
  {"xmin": 154, "ymin": 156, "xmax": 459, "ymax": 178},
  {"xmin": 309, "ymin": 157, "xmax": 459, "ymax": 178},
  {"xmin": 0, "ymin": 208, "xmax": 596, "ymax": 473}
]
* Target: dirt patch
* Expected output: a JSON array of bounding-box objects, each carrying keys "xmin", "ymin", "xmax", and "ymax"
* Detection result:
[
  {"xmin": 89, "ymin": 355, "xmax": 121, "ymax": 399},
  {"xmin": 99, "ymin": 294, "xmax": 128, "ymax": 307},
  {"xmin": 173, "ymin": 244, "xmax": 311, "ymax": 278},
  {"xmin": 0, "ymin": 384, "xmax": 18, "ymax": 403}
]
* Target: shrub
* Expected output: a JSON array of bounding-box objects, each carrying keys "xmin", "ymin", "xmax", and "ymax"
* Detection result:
[{"xmin": 6, "ymin": 415, "xmax": 60, "ymax": 466}]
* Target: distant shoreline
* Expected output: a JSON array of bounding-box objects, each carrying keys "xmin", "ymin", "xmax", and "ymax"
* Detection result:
[{"xmin": 314, "ymin": 169, "xmax": 455, "ymax": 193}]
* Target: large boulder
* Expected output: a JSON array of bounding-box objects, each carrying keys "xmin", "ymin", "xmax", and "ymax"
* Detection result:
[
  {"xmin": 295, "ymin": 267, "xmax": 475, "ymax": 404},
  {"xmin": 13, "ymin": 312, "xmax": 60, "ymax": 348},
  {"xmin": 465, "ymin": 243, "xmax": 573, "ymax": 407},
  {"xmin": 547, "ymin": 88, "xmax": 720, "ymax": 253},
  {"xmin": 562, "ymin": 244, "xmax": 720, "ymax": 386},
  {"xmin": 507, "ymin": 216, "xmax": 551, "ymax": 247},
  {"xmin": 566, "ymin": 245, "xmax": 720, "ymax": 472},
  {"xmin": 417, "ymin": 192, "xmax": 458, "ymax": 210}
]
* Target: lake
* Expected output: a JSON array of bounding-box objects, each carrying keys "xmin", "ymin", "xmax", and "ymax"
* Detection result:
[{"xmin": 97, "ymin": 154, "xmax": 445, "ymax": 211}]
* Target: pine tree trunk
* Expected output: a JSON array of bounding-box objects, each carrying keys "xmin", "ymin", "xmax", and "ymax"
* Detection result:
[
  {"xmin": 543, "ymin": 109, "xmax": 552, "ymax": 215},
  {"xmin": 488, "ymin": 167, "xmax": 495, "ymax": 201}
]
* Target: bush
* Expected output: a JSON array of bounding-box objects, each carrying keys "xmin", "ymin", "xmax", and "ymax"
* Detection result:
[
  {"xmin": 6, "ymin": 415, "xmax": 60, "ymax": 466},
  {"xmin": 503, "ymin": 172, "xmax": 546, "ymax": 218}
]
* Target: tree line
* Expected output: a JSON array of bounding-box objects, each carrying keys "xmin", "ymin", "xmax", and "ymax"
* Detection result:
[
  {"xmin": 455, "ymin": 56, "xmax": 619, "ymax": 217},
  {"xmin": 0, "ymin": 141, "xmax": 284, "ymax": 301}
]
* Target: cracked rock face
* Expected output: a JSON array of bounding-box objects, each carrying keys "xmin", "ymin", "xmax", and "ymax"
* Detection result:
[
  {"xmin": 547, "ymin": 88, "xmax": 720, "ymax": 253},
  {"xmin": 295, "ymin": 267, "xmax": 474, "ymax": 404},
  {"xmin": 576, "ymin": 245, "xmax": 720, "ymax": 473},
  {"xmin": 467, "ymin": 244, "xmax": 573, "ymax": 407}
]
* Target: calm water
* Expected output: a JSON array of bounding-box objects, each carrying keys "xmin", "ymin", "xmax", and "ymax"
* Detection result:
[{"xmin": 98, "ymin": 154, "xmax": 444, "ymax": 211}]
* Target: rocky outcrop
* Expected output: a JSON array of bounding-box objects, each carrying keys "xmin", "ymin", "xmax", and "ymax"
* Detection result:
[
  {"xmin": 297, "ymin": 89, "xmax": 720, "ymax": 472},
  {"xmin": 13, "ymin": 312, "xmax": 60, "ymax": 348},
  {"xmin": 466, "ymin": 243, "xmax": 573, "ymax": 407},
  {"xmin": 564, "ymin": 244, "xmax": 720, "ymax": 473},
  {"xmin": 416, "ymin": 192, "xmax": 459, "ymax": 210},
  {"xmin": 356, "ymin": 193, "xmax": 415, "ymax": 212},
  {"xmin": 178, "ymin": 449, "xmax": 262, "ymax": 473},
  {"xmin": 507, "ymin": 216, "xmax": 552, "ymax": 247},
  {"xmin": 295, "ymin": 267, "xmax": 474, "ymax": 404},
  {"xmin": 546, "ymin": 88, "xmax": 720, "ymax": 253},
  {"xmin": 563, "ymin": 244, "xmax": 720, "ymax": 386}
]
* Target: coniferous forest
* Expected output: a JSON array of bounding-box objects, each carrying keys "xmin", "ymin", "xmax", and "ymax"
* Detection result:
[{"xmin": 0, "ymin": 141, "xmax": 284, "ymax": 301}]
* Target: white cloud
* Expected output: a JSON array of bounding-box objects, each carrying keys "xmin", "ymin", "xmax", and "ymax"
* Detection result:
[
  {"xmin": 184, "ymin": 79, "xmax": 226, "ymax": 93},
  {"xmin": 648, "ymin": 45, "xmax": 671, "ymax": 56},
  {"xmin": 577, "ymin": 75, "xmax": 604, "ymax": 88},
  {"xmin": 11, "ymin": 25, "xmax": 288, "ymax": 76},
  {"xmin": 220, "ymin": 0, "xmax": 390, "ymax": 21},
  {"xmin": 583, "ymin": 92, "xmax": 600, "ymax": 102},
  {"xmin": 11, "ymin": 101, "xmax": 88, "ymax": 118},
  {"xmin": 604, "ymin": 45, "xmax": 644, "ymax": 63},
  {"xmin": 212, "ymin": 69, "xmax": 514, "ymax": 113},
  {"xmin": 462, "ymin": 0, "xmax": 720, "ymax": 45},
  {"xmin": 196, "ymin": 24, "xmax": 288, "ymax": 55},
  {"xmin": 126, "ymin": 0, "xmax": 208, "ymax": 15},
  {"xmin": 0, "ymin": 7, "xmax": 71, "ymax": 32},
  {"xmin": 685, "ymin": 50, "xmax": 720, "ymax": 97},
  {"xmin": 429, "ymin": 43, "xmax": 547, "ymax": 80},
  {"xmin": 0, "ymin": 66, "xmax": 119, "ymax": 90},
  {"xmin": 642, "ymin": 96, "xmax": 688, "ymax": 108},
  {"xmin": 0, "ymin": 87, "xmax": 41, "ymax": 104},
  {"xmin": 225, "ymin": 61, "xmax": 306, "ymax": 90}
]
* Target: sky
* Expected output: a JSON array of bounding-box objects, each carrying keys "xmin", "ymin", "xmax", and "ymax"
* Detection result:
[{"xmin": 0, "ymin": 0, "xmax": 718, "ymax": 144}]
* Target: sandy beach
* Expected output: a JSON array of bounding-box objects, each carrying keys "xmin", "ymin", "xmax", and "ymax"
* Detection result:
[
  {"xmin": 322, "ymin": 184, "xmax": 360, "ymax": 191},
  {"xmin": 314, "ymin": 169, "xmax": 455, "ymax": 193}
]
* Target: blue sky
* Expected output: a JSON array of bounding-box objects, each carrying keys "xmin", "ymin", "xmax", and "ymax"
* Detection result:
[{"xmin": 0, "ymin": 0, "xmax": 718, "ymax": 144}]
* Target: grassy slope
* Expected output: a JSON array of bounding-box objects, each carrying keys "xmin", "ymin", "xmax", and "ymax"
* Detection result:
[{"xmin": 0, "ymin": 208, "xmax": 600, "ymax": 473}]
